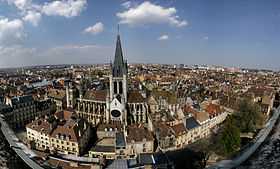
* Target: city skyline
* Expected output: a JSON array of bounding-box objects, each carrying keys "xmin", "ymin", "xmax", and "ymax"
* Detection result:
[{"xmin": 0, "ymin": 0, "xmax": 280, "ymax": 70}]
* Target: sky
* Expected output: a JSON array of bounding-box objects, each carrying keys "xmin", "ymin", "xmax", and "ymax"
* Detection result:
[{"xmin": 0, "ymin": 0, "xmax": 280, "ymax": 70}]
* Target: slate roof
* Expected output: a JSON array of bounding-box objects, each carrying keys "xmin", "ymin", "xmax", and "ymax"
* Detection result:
[
  {"xmin": 106, "ymin": 159, "xmax": 128, "ymax": 169},
  {"xmin": 185, "ymin": 117, "xmax": 200, "ymax": 130},
  {"xmin": 112, "ymin": 34, "xmax": 128, "ymax": 77},
  {"xmin": 11, "ymin": 95, "xmax": 33, "ymax": 105},
  {"xmin": 116, "ymin": 132, "xmax": 126, "ymax": 148},
  {"xmin": 0, "ymin": 103, "xmax": 12, "ymax": 114}
]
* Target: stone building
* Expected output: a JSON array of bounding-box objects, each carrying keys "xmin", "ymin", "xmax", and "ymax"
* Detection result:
[
  {"xmin": 3, "ymin": 95, "xmax": 52, "ymax": 128},
  {"xmin": 26, "ymin": 110, "xmax": 91, "ymax": 156},
  {"xmin": 75, "ymin": 33, "xmax": 149, "ymax": 127},
  {"xmin": 47, "ymin": 88, "xmax": 66, "ymax": 111},
  {"xmin": 126, "ymin": 124, "xmax": 154, "ymax": 157}
]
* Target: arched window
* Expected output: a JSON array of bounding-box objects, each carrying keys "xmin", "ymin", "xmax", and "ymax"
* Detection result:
[
  {"xmin": 114, "ymin": 82, "xmax": 117, "ymax": 94},
  {"xmin": 119, "ymin": 82, "xmax": 123, "ymax": 94}
]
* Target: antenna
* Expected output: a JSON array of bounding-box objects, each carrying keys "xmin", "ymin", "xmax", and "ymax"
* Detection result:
[{"xmin": 117, "ymin": 24, "xmax": 120, "ymax": 35}]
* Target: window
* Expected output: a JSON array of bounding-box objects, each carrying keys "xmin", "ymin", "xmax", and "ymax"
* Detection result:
[
  {"xmin": 114, "ymin": 82, "xmax": 117, "ymax": 94},
  {"xmin": 119, "ymin": 82, "xmax": 123, "ymax": 94}
]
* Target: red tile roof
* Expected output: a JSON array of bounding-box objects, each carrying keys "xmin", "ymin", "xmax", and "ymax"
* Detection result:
[
  {"xmin": 55, "ymin": 110, "xmax": 74, "ymax": 121},
  {"xmin": 26, "ymin": 119, "xmax": 52, "ymax": 135},
  {"xmin": 205, "ymin": 103, "xmax": 222, "ymax": 116},
  {"xmin": 170, "ymin": 123, "xmax": 187, "ymax": 137}
]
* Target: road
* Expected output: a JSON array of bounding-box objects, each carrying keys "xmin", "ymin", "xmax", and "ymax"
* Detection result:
[{"xmin": 207, "ymin": 106, "xmax": 280, "ymax": 169}]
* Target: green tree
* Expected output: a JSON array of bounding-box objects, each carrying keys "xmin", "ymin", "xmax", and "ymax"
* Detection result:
[
  {"xmin": 220, "ymin": 116, "xmax": 241, "ymax": 154},
  {"xmin": 236, "ymin": 99, "xmax": 264, "ymax": 132}
]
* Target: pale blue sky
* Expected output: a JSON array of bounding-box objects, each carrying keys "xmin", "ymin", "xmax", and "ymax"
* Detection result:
[{"xmin": 0, "ymin": 0, "xmax": 280, "ymax": 70}]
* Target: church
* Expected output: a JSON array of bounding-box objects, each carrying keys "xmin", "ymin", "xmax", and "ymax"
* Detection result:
[{"xmin": 72, "ymin": 32, "xmax": 149, "ymax": 127}]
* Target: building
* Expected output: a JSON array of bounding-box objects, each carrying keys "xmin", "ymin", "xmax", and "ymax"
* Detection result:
[
  {"xmin": 126, "ymin": 124, "xmax": 154, "ymax": 157},
  {"xmin": 47, "ymin": 88, "xmax": 66, "ymax": 111},
  {"xmin": 154, "ymin": 123, "xmax": 176, "ymax": 151},
  {"xmin": 26, "ymin": 110, "xmax": 91, "ymax": 156},
  {"xmin": 76, "ymin": 33, "xmax": 149, "ymax": 127},
  {"xmin": 3, "ymin": 95, "xmax": 52, "ymax": 128}
]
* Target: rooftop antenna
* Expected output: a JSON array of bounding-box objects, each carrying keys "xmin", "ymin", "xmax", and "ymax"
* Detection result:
[{"xmin": 117, "ymin": 24, "xmax": 120, "ymax": 35}]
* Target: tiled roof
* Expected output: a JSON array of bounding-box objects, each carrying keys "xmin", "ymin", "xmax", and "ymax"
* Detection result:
[
  {"xmin": 170, "ymin": 123, "xmax": 187, "ymax": 137},
  {"xmin": 47, "ymin": 89, "xmax": 65, "ymax": 100},
  {"xmin": 151, "ymin": 90, "xmax": 177, "ymax": 104},
  {"xmin": 126, "ymin": 125, "xmax": 153, "ymax": 143},
  {"xmin": 155, "ymin": 123, "xmax": 174, "ymax": 138},
  {"xmin": 50, "ymin": 119, "xmax": 87, "ymax": 142},
  {"xmin": 183, "ymin": 105, "xmax": 199, "ymax": 115},
  {"xmin": 26, "ymin": 119, "xmax": 52, "ymax": 135},
  {"xmin": 127, "ymin": 91, "xmax": 145, "ymax": 103},
  {"xmin": 27, "ymin": 111, "xmax": 88, "ymax": 143},
  {"xmin": 193, "ymin": 111, "xmax": 210, "ymax": 123},
  {"xmin": 84, "ymin": 90, "xmax": 107, "ymax": 101},
  {"xmin": 205, "ymin": 103, "xmax": 222, "ymax": 116},
  {"xmin": 54, "ymin": 110, "xmax": 74, "ymax": 121}
]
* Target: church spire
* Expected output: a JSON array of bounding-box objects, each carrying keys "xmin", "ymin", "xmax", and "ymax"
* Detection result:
[{"xmin": 112, "ymin": 26, "xmax": 127, "ymax": 77}]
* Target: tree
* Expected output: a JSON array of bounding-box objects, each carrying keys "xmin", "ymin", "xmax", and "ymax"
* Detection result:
[
  {"xmin": 236, "ymin": 99, "xmax": 264, "ymax": 132},
  {"xmin": 220, "ymin": 116, "xmax": 241, "ymax": 154}
]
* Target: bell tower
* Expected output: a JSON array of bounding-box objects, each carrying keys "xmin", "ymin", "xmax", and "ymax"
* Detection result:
[{"xmin": 109, "ymin": 28, "xmax": 128, "ymax": 124}]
